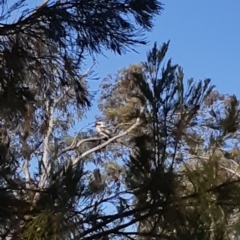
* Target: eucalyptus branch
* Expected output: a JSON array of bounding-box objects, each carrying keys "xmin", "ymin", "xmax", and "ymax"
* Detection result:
[
  {"xmin": 21, "ymin": 140, "xmax": 42, "ymax": 187},
  {"xmin": 113, "ymin": 122, "xmax": 132, "ymax": 133},
  {"xmin": 220, "ymin": 166, "xmax": 240, "ymax": 178},
  {"xmin": 38, "ymin": 101, "xmax": 55, "ymax": 189},
  {"xmin": 58, "ymin": 136, "xmax": 102, "ymax": 157},
  {"xmin": 72, "ymin": 107, "xmax": 145, "ymax": 166},
  {"xmin": 22, "ymin": 157, "xmax": 30, "ymax": 187}
]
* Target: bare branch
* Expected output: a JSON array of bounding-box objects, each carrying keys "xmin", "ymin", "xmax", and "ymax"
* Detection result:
[
  {"xmin": 72, "ymin": 107, "xmax": 145, "ymax": 166},
  {"xmin": 38, "ymin": 103, "xmax": 55, "ymax": 189},
  {"xmin": 57, "ymin": 136, "xmax": 100, "ymax": 157},
  {"xmin": 22, "ymin": 158, "xmax": 30, "ymax": 188},
  {"xmin": 220, "ymin": 166, "xmax": 240, "ymax": 178},
  {"xmin": 113, "ymin": 122, "xmax": 132, "ymax": 133}
]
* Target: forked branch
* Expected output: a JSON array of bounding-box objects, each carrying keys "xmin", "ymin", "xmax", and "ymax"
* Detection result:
[{"xmin": 72, "ymin": 107, "xmax": 145, "ymax": 166}]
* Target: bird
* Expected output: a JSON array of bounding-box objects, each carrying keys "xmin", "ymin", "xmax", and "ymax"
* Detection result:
[{"xmin": 95, "ymin": 121, "xmax": 112, "ymax": 140}]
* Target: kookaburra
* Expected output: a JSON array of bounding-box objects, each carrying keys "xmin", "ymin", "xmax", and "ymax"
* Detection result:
[{"xmin": 95, "ymin": 121, "xmax": 112, "ymax": 140}]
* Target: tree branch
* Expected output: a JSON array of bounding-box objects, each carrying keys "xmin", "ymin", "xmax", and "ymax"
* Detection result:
[
  {"xmin": 57, "ymin": 136, "xmax": 102, "ymax": 157},
  {"xmin": 220, "ymin": 166, "xmax": 240, "ymax": 178},
  {"xmin": 72, "ymin": 107, "xmax": 145, "ymax": 166},
  {"xmin": 22, "ymin": 157, "xmax": 30, "ymax": 188},
  {"xmin": 37, "ymin": 97, "xmax": 55, "ymax": 192}
]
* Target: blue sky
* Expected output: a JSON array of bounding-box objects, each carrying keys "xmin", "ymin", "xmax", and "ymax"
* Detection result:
[{"xmin": 81, "ymin": 0, "xmax": 240, "ymax": 127}]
